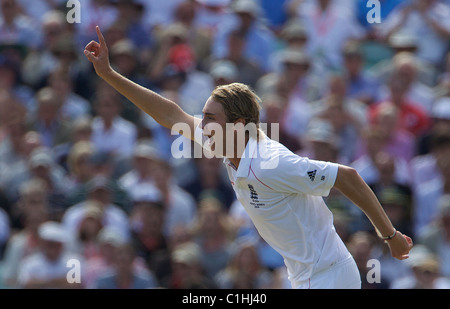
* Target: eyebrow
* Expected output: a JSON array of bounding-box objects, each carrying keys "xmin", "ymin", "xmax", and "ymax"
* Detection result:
[{"xmin": 202, "ymin": 112, "xmax": 216, "ymax": 116}]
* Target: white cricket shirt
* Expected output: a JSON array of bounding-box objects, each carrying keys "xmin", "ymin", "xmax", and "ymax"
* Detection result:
[{"xmin": 221, "ymin": 134, "xmax": 351, "ymax": 283}]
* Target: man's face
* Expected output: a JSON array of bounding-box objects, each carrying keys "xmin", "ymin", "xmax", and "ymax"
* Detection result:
[
  {"xmin": 201, "ymin": 97, "xmax": 229, "ymax": 157},
  {"xmin": 96, "ymin": 98, "xmax": 120, "ymax": 120},
  {"xmin": 200, "ymin": 96, "xmax": 252, "ymax": 159},
  {"xmin": 41, "ymin": 240, "xmax": 64, "ymax": 262}
]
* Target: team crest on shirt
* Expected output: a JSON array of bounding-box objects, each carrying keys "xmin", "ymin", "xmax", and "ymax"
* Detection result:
[{"xmin": 248, "ymin": 184, "xmax": 264, "ymax": 208}]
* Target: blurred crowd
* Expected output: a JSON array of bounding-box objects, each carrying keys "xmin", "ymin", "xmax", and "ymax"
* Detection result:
[{"xmin": 0, "ymin": 0, "xmax": 449, "ymax": 289}]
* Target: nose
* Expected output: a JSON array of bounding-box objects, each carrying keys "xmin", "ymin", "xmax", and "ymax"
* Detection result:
[{"xmin": 200, "ymin": 117, "xmax": 206, "ymax": 130}]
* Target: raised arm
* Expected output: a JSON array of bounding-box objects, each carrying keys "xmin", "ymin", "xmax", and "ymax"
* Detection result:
[
  {"xmin": 83, "ymin": 26, "xmax": 199, "ymax": 140},
  {"xmin": 333, "ymin": 165, "xmax": 413, "ymax": 260}
]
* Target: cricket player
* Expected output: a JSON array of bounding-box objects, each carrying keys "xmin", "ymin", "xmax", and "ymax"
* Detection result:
[{"xmin": 84, "ymin": 26, "xmax": 413, "ymax": 289}]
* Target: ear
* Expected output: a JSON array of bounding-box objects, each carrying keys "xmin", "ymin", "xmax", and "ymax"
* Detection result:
[{"xmin": 234, "ymin": 118, "xmax": 246, "ymax": 126}]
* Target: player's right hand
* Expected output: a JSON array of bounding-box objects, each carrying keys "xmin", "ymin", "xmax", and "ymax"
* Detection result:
[
  {"xmin": 84, "ymin": 26, "xmax": 112, "ymax": 78},
  {"xmin": 386, "ymin": 231, "xmax": 413, "ymax": 260}
]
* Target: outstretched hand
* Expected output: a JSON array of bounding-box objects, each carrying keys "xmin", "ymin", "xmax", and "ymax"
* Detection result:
[{"xmin": 84, "ymin": 26, "xmax": 112, "ymax": 78}]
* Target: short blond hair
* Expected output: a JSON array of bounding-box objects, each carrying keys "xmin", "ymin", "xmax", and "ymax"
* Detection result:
[{"xmin": 211, "ymin": 83, "xmax": 262, "ymax": 128}]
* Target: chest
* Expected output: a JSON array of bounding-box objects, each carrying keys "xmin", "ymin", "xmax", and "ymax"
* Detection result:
[{"xmin": 227, "ymin": 166, "xmax": 287, "ymax": 214}]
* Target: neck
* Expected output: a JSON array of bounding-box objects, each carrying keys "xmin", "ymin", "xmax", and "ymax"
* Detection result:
[
  {"xmin": 226, "ymin": 135, "xmax": 250, "ymax": 169},
  {"xmin": 116, "ymin": 271, "xmax": 133, "ymax": 288},
  {"xmin": 319, "ymin": 0, "xmax": 330, "ymax": 12},
  {"xmin": 103, "ymin": 117, "xmax": 114, "ymax": 129},
  {"xmin": 228, "ymin": 157, "xmax": 241, "ymax": 170}
]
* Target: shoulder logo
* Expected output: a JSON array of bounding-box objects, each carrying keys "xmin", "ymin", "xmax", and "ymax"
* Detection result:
[{"xmin": 307, "ymin": 169, "xmax": 317, "ymax": 182}]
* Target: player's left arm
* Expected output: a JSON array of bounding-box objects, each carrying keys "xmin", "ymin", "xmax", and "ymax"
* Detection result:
[{"xmin": 333, "ymin": 165, "xmax": 413, "ymax": 260}]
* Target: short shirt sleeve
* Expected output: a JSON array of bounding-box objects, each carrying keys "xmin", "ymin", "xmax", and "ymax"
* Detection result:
[{"xmin": 263, "ymin": 152, "xmax": 339, "ymax": 197}]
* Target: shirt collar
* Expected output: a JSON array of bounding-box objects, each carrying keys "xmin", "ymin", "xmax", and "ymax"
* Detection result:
[{"xmin": 223, "ymin": 136, "xmax": 260, "ymax": 179}]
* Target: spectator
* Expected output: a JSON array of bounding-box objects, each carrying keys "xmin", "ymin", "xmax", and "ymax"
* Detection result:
[
  {"xmin": 190, "ymin": 197, "xmax": 236, "ymax": 278},
  {"xmin": 269, "ymin": 18, "xmax": 309, "ymax": 73},
  {"xmin": 91, "ymin": 243, "xmax": 158, "ymax": 289},
  {"xmin": 358, "ymin": 103, "xmax": 415, "ymax": 162},
  {"xmin": 70, "ymin": 200, "xmax": 104, "ymax": 262},
  {"xmin": 109, "ymin": 38, "xmax": 150, "ymax": 96},
  {"xmin": 46, "ymin": 68, "xmax": 91, "ymax": 122},
  {"xmin": 77, "ymin": 0, "xmax": 118, "ymax": 46},
  {"xmin": 112, "ymin": 0, "xmax": 152, "ymax": 52},
  {"xmin": 182, "ymin": 156, "xmax": 235, "ymax": 210},
  {"xmin": 141, "ymin": 0, "xmax": 185, "ymax": 31},
  {"xmin": 90, "ymin": 81, "xmax": 138, "ymax": 158},
  {"xmin": 310, "ymin": 73, "xmax": 367, "ymax": 164},
  {"xmin": 0, "ymin": 56, "xmax": 35, "ymax": 113},
  {"xmin": 0, "ymin": 108, "xmax": 27, "ymax": 183},
  {"xmin": 150, "ymin": 158, "xmax": 197, "ymax": 237},
  {"xmin": 1, "ymin": 179, "xmax": 49, "ymax": 287},
  {"xmin": 257, "ymin": 49, "xmax": 321, "ymax": 140},
  {"xmin": 48, "ymin": 34, "xmax": 94, "ymax": 100},
  {"xmin": 0, "ymin": 0, "xmax": 41, "ymax": 49},
  {"xmin": 20, "ymin": 9, "xmax": 68, "ymax": 88},
  {"xmin": 118, "ymin": 140, "xmax": 159, "ymax": 195},
  {"xmin": 351, "ymin": 129, "xmax": 411, "ymax": 187},
  {"xmin": 369, "ymin": 74, "xmax": 430, "ymax": 137},
  {"xmin": 27, "ymin": 87, "xmax": 72, "ymax": 149},
  {"xmin": 290, "ymin": 0, "xmax": 365, "ymax": 71},
  {"xmin": 168, "ymin": 241, "xmax": 216, "ymax": 288},
  {"xmin": 66, "ymin": 150, "xmax": 131, "ymax": 210},
  {"xmin": 129, "ymin": 188, "xmax": 169, "ymax": 281},
  {"xmin": 154, "ymin": 224, "xmax": 193, "ymax": 288},
  {"xmin": 7, "ymin": 177, "xmax": 49, "ymax": 231},
  {"xmin": 300, "ymin": 118, "xmax": 340, "ymax": 163},
  {"xmin": 214, "ymin": 237, "xmax": 273, "ymax": 289},
  {"xmin": 369, "ymin": 31, "xmax": 438, "ymax": 87},
  {"xmin": 376, "ymin": 187, "xmax": 413, "ymax": 240},
  {"xmin": 418, "ymin": 194, "xmax": 450, "ymax": 278},
  {"xmin": 209, "ymin": 59, "xmax": 239, "ymax": 87},
  {"xmin": 14, "ymin": 0, "xmax": 63, "ymax": 24},
  {"xmin": 53, "ymin": 117, "xmax": 94, "ymax": 173},
  {"xmin": 17, "ymin": 221, "xmax": 82, "ymax": 289},
  {"xmin": 416, "ymin": 97, "xmax": 450, "ymax": 155},
  {"xmin": 62, "ymin": 175, "xmax": 131, "ymax": 242},
  {"xmin": 346, "ymin": 231, "xmax": 391, "ymax": 289},
  {"xmin": 390, "ymin": 245, "xmax": 450, "ymax": 289},
  {"xmin": 3, "ymin": 147, "xmax": 70, "ymax": 213},
  {"xmin": 377, "ymin": 52, "xmax": 436, "ymax": 114},
  {"xmin": 411, "ymin": 128, "xmax": 450, "ymax": 193},
  {"xmin": 260, "ymin": 93, "xmax": 303, "ymax": 153},
  {"xmin": 82, "ymin": 226, "xmax": 149, "ymax": 288},
  {"xmin": 378, "ymin": 0, "xmax": 450, "ymax": 67},
  {"xmin": 0, "ymin": 130, "xmax": 43, "ymax": 201},
  {"xmin": 214, "ymin": 29, "xmax": 264, "ymax": 88},
  {"xmin": 173, "ymin": 0, "xmax": 212, "ymax": 71},
  {"xmin": 194, "ymin": 0, "xmax": 232, "ymax": 35},
  {"xmin": 148, "ymin": 22, "xmax": 214, "ymax": 116},
  {"xmin": 413, "ymin": 153, "xmax": 450, "ymax": 237},
  {"xmin": 342, "ymin": 41, "xmax": 381, "ymax": 106},
  {"xmin": 0, "ymin": 88, "xmax": 25, "ymax": 142},
  {"xmin": 212, "ymin": 0, "xmax": 277, "ymax": 72}
]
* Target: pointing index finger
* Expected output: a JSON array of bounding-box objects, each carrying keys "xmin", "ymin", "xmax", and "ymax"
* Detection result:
[{"xmin": 96, "ymin": 26, "xmax": 106, "ymax": 47}]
